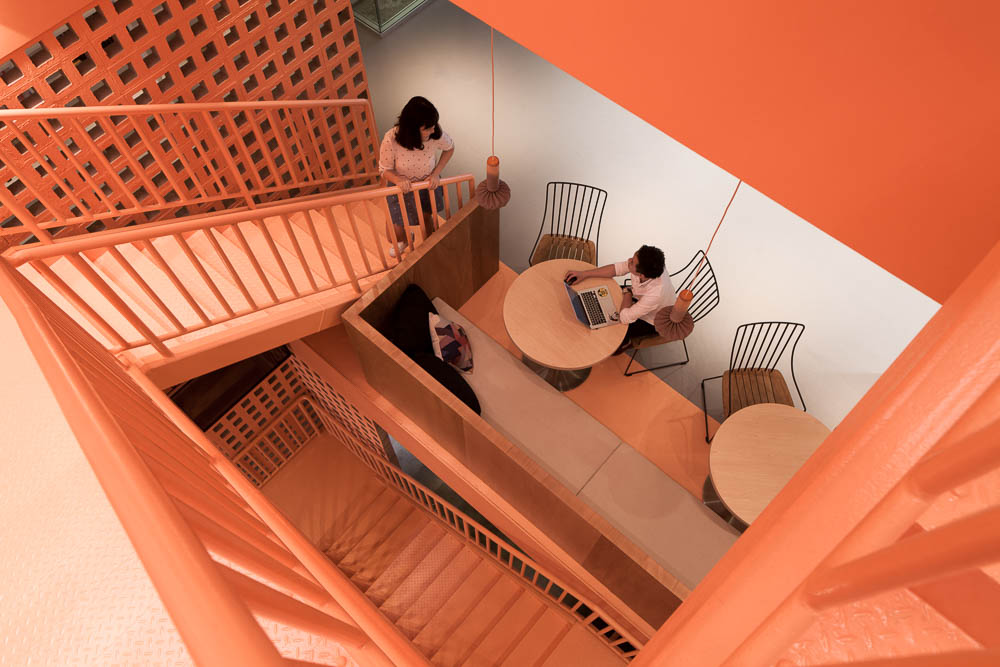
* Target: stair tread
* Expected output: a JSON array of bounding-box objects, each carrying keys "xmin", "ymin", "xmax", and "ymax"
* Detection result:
[
  {"xmin": 499, "ymin": 608, "xmax": 571, "ymax": 667},
  {"xmin": 461, "ymin": 588, "xmax": 547, "ymax": 666},
  {"xmin": 294, "ymin": 207, "xmax": 382, "ymax": 283},
  {"xmin": 430, "ymin": 576, "xmax": 523, "ymax": 666},
  {"xmin": 396, "ymin": 546, "xmax": 482, "ymax": 639},
  {"xmin": 347, "ymin": 506, "xmax": 432, "ymax": 591},
  {"xmin": 539, "ymin": 623, "xmax": 626, "ymax": 667},
  {"xmin": 324, "ymin": 485, "xmax": 394, "ymax": 560},
  {"xmin": 167, "ymin": 229, "xmax": 257, "ymax": 313},
  {"xmin": 87, "ymin": 245, "xmax": 182, "ymax": 336},
  {"xmin": 413, "ymin": 561, "xmax": 503, "ymax": 655},
  {"xmin": 379, "ymin": 533, "xmax": 465, "ymax": 622},
  {"xmin": 261, "ymin": 213, "xmax": 336, "ymax": 292},
  {"xmin": 365, "ymin": 521, "xmax": 447, "ymax": 605},
  {"xmin": 215, "ymin": 221, "xmax": 298, "ymax": 301},
  {"xmin": 333, "ymin": 491, "xmax": 408, "ymax": 566}
]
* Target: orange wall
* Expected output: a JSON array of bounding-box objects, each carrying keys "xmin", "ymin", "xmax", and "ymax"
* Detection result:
[
  {"xmin": 0, "ymin": 1, "xmax": 92, "ymax": 56},
  {"xmin": 450, "ymin": 0, "xmax": 1000, "ymax": 303}
]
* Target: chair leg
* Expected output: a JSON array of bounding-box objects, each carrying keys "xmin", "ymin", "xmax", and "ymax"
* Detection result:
[
  {"xmin": 701, "ymin": 374, "xmax": 722, "ymax": 443},
  {"xmin": 622, "ymin": 339, "xmax": 691, "ymax": 377}
]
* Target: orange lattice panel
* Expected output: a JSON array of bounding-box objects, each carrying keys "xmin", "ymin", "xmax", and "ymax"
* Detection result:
[
  {"xmin": 0, "ymin": 0, "xmax": 375, "ymax": 248},
  {"xmin": 208, "ymin": 357, "xmax": 305, "ymax": 457},
  {"xmin": 289, "ymin": 353, "xmax": 390, "ymax": 461}
]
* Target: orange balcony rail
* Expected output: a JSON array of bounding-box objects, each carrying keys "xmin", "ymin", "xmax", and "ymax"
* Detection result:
[
  {"xmin": 0, "ymin": 100, "xmax": 380, "ymax": 244},
  {"xmin": 1, "ymin": 175, "xmax": 474, "ymax": 358},
  {"xmin": 0, "ymin": 259, "xmax": 431, "ymax": 666}
]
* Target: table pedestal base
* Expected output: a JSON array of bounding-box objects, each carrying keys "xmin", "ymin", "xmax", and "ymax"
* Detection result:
[{"xmin": 522, "ymin": 357, "xmax": 591, "ymax": 392}]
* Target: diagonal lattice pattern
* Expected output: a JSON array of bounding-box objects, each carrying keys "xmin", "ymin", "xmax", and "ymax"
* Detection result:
[{"xmin": 0, "ymin": 0, "xmax": 375, "ymax": 249}]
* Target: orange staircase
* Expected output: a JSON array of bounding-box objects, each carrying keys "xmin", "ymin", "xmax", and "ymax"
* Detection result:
[{"xmin": 319, "ymin": 477, "xmax": 627, "ymax": 667}]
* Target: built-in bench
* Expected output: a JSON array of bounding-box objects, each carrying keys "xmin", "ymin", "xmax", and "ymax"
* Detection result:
[{"xmin": 432, "ymin": 298, "xmax": 739, "ymax": 591}]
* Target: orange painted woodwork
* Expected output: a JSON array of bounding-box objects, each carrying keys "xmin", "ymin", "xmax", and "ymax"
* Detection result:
[
  {"xmin": 0, "ymin": 0, "xmax": 374, "ymax": 248},
  {"xmin": 451, "ymin": 0, "xmax": 1000, "ymax": 303},
  {"xmin": 0, "ymin": 0, "xmax": 92, "ymax": 56}
]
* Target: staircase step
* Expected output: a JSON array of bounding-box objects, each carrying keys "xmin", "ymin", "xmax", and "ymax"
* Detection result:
[
  {"xmin": 365, "ymin": 522, "xmax": 447, "ymax": 606},
  {"xmin": 215, "ymin": 220, "xmax": 297, "ymax": 301},
  {"xmin": 460, "ymin": 589, "xmax": 547, "ymax": 666},
  {"xmin": 499, "ymin": 609, "xmax": 571, "ymax": 667},
  {"xmin": 336, "ymin": 493, "xmax": 413, "ymax": 572},
  {"xmin": 324, "ymin": 485, "xmax": 394, "ymax": 562},
  {"xmin": 260, "ymin": 213, "xmax": 336, "ymax": 292},
  {"xmin": 413, "ymin": 561, "xmax": 503, "ymax": 656},
  {"xmin": 159, "ymin": 230, "xmax": 256, "ymax": 314},
  {"xmin": 333, "ymin": 202, "xmax": 391, "ymax": 273},
  {"xmin": 429, "ymin": 576, "xmax": 523, "ymax": 666},
  {"xmin": 84, "ymin": 246, "xmax": 180, "ymax": 337},
  {"xmin": 539, "ymin": 623, "xmax": 626, "ymax": 667},
  {"xmin": 347, "ymin": 506, "xmax": 431, "ymax": 591},
  {"xmin": 294, "ymin": 207, "xmax": 379, "ymax": 284},
  {"xmin": 379, "ymin": 533, "xmax": 464, "ymax": 622},
  {"xmin": 396, "ymin": 546, "xmax": 481, "ymax": 639}
]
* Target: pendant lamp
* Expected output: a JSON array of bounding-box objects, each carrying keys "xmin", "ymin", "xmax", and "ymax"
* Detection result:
[
  {"xmin": 475, "ymin": 28, "xmax": 511, "ymax": 209},
  {"xmin": 653, "ymin": 180, "xmax": 742, "ymax": 341}
]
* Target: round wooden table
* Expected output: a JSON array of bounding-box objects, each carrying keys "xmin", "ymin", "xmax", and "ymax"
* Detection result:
[
  {"xmin": 709, "ymin": 403, "xmax": 831, "ymax": 524},
  {"xmin": 503, "ymin": 259, "xmax": 625, "ymax": 391}
]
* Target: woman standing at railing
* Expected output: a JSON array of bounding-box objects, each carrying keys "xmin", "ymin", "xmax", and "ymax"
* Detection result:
[{"xmin": 378, "ymin": 96, "xmax": 455, "ymax": 256}]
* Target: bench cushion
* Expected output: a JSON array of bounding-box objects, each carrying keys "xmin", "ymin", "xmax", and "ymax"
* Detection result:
[
  {"xmin": 412, "ymin": 352, "xmax": 481, "ymax": 415},
  {"xmin": 384, "ymin": 283, "xmax": 438, "ymax": 358}
]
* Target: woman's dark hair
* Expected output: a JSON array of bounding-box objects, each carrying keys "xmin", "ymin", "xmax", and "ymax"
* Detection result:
[
  {"xmin": 635, "ymin": 245, "xmax": 666, "ymax": 279},
  {"xmin": 394, "ymin": 96, "xmax": 442, "ymax": 150}
]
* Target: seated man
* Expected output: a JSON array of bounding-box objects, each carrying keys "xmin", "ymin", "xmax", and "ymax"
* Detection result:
[{"xmin": 564, "ymin": 245, "xmax": 675, "ymax": 354}]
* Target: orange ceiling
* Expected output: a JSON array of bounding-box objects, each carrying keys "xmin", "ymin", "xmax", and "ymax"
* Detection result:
[{"xmin": 450, "ymin": 0, "xmax": 1000, "ymax": 303}]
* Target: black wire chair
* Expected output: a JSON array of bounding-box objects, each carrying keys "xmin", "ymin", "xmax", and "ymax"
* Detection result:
[
  {"xmin": 623, "ymin": 250, "xmax": 721, "ymax": 376},
  {"xmin": 700, "ymin": 321, "xmax": 806, "ymax": 443},
  {"xmin": 528, "ymin": 182, "xmax": 607, "ymax": 266}
]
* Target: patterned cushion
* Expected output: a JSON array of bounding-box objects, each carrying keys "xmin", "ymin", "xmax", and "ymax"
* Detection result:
[{"xmin": 428, "ymin": 312, "xmax": 474, "ymax": 374}]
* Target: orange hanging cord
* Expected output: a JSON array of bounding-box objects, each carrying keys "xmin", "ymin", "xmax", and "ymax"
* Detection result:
[
  {"xmin": 490, "ymin": 27, "xmax": 495, "ymax": 156},
  {"xmin": 688, "ymin": 179, "xmax": 741, "ymax": 291}
]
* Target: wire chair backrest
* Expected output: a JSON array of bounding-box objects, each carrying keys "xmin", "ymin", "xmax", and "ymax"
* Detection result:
[
  {"xmin": 669, "ymin": 250, "xmax": 721, "ymax": 323},
  {"xmin": 729, "ymin": 321, "xmax": 806, "ymax": 410},
  {"xmin": 530, "ymin": 181, "xmax": 608, "ymax": 264}
]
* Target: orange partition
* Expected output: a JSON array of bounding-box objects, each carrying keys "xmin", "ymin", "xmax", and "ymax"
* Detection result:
[{"xmin": 451, "ymin": 0, "xmax": 1000, "ymax": 303}]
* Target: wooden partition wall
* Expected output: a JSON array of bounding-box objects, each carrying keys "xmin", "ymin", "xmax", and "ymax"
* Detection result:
[{"xmin": 341, "ymin": 202, "xmax": 681, "ymax": 642}]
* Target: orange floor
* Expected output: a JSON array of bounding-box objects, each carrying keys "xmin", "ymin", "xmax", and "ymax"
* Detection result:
[{"xmin": 459, "ymin": 263, "xmax": 714, "ymax": 499}]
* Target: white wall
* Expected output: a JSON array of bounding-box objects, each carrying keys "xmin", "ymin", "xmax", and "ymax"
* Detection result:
[{"xmin": 357, "ymin": 0, "xmax": 939, "ymax": 429}]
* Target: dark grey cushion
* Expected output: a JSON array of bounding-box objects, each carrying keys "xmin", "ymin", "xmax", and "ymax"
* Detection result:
[
  {"xmin": 412, "ymin": 353, "xmax": 481, "ymax": 415},
  {"xmin": 384, "ymin": 283, "xmax": 437, "ymax": 358}
]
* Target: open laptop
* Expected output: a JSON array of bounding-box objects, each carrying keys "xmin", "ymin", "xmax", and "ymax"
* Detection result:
[{"xmin": 564, "ymin": 282, "xmax": 619, "ymax": 329}]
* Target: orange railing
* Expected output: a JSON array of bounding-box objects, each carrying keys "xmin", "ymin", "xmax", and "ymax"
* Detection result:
[
  {"xmin": 0, "ymin": 100, "xmax": 380, "ymax": 245},
  {"xmin": 631, "ymin": 241, "xmax": 1000, "ymax": 665},
  {"xmin": 321, "ymin": 401, "xmax": 647, "ymax": 659},
  {"xmin": 0, "ymin": 260, "xmax": 431, "ymax": 666},
  {"xmin": 1, "ymin": 176, "xmax": 474, "ymax": 357}
]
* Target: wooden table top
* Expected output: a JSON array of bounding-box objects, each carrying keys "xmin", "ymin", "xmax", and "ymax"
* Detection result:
[
  {"xmin": 709, "ymin": 403, "xmax": 831, "ymax": 524},
  {"xmin": 502, "ymin": 259, "xmax": 625, "ymax": 371}
]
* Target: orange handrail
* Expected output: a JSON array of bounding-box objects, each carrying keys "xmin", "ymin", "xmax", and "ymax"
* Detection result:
[
  {"xmin": 0, "ymin": 100, "xmax": 381, "ymax": 242},
  {"xmin": 0, "ymin": 261, "xmax": 286, "ymax": 666},
  {"xmin": 127, "ymin": 366, "xmax": 433, "ymax": 667}
]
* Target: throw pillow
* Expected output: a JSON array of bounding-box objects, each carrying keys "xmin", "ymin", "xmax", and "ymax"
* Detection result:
[
  {"xmin": 428, "ymin": 312, "xmax": 474, "ymax": 374},
  {"xmin": 412, "ymin": 353, "xmax": 481, "ymax": 415},
  {"xmin": 384, "ymin": 283, "xmax": 437, "ymax": 358}
]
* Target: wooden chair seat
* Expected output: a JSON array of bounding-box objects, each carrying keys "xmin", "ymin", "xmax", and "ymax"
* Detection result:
[
  {"xmin": 722, "ymin": 369, "xmax": 793, "ymax": 417},
  {"xmin": 529, "ymin": 234, "xmax": 596, "ymax": 266}
]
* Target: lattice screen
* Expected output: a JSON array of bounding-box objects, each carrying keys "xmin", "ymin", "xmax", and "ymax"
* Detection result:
[
  {"xmin": 230, "ymin": 396, "xmax": 323, "ymax": 486},
  {"xmin": 0, "ymin": 0, "xmax": 374, "ymax": 248},
  {"xmin": 207, "ymin": 357, "xmax": 305, "ymax": 457},
  {"xmin": 288, "ymin": 354, "xmax": 390, "ymax": 461}
]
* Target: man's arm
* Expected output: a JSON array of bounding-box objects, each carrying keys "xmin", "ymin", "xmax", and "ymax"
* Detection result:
[
  {"xmin": 619, "ymin": 291, "xmax": 660, "ymax": 324},
  {"xmin": 564, "ymin": 264, "xmax": 617, "ymax": 284}
]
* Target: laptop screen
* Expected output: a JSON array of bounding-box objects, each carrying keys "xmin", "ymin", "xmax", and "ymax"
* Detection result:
[{"xmin": 564, "ymin": 282, "xmax": 590, "ymax": 325}]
